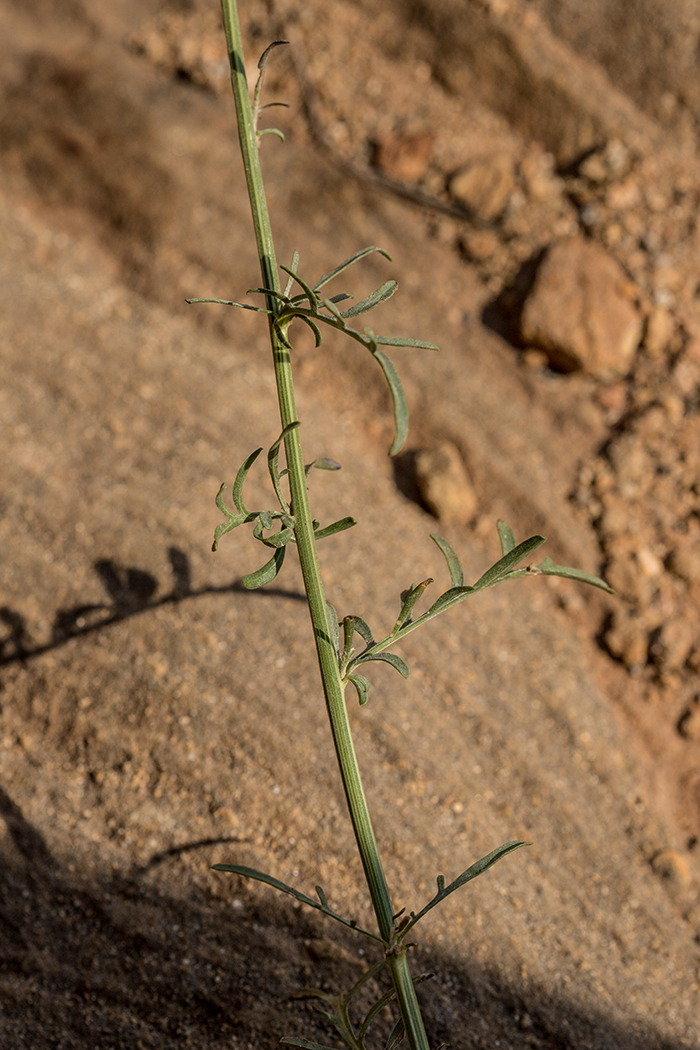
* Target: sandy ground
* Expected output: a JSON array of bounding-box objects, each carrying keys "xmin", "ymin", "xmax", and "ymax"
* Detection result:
[{"xmin": 0, "ymin": 1, "xmax": 699, "ymax": 1048}]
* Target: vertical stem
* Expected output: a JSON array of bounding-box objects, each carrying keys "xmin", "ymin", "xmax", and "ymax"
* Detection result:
[{"xmin": 218, "ymin": 3, "xmax": 430, "ymax": 1048}]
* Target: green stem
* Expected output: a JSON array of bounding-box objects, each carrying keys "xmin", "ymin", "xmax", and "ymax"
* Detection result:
[{"xmin": 218, "ymin": 3, "xmax": 430, "ymax": 1048}]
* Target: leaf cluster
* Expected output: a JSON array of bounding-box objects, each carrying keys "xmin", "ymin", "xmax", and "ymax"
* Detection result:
[
  {"xmin": 211, "ymin": 423, "xmax": 354, "ymax": 588},
  {"xmin": 188, "ymin": 246, "xmax": 438, "ymax": 456},
  {"xmin": 336, "ymin": 521, "xmax": 613, "ymax": 705}
]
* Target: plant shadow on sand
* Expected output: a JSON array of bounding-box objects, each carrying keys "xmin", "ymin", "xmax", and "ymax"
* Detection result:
[
  {"xmin": 0, "ymin": 785, "xmax": 684, "ymax": 1050},
  {"xmin": 0, "ymin": 546, "xmax": 306, "ymax": 669}
]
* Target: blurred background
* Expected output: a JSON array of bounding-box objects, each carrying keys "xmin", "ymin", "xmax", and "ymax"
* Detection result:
[{"xmin": 1, "ymin": 1, "xmax": 699, "ymax": 1047}]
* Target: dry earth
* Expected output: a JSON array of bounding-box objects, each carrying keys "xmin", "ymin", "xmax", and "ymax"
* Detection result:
[{"xmin": 1, "ymin": 1, "xmax": 699, "ymax": 1048}]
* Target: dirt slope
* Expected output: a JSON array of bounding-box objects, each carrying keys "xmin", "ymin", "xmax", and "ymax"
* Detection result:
[{"xmin": 0, "ymin": 1, "xmax": 698, "ymax": 1048}]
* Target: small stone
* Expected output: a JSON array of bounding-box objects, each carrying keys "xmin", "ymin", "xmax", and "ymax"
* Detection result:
[
  {"xmin": 520, "ymin": 237, "xmax": 642, "ymax": 378},
  {"xmin": 650, "ymin": 616, "xmax": 696, "ymax": 672},
  {"xmin": 460, "ymin": 228, "xmax": 499, "ymax": 262},
  {"xmin": 644, "ymin": 307, "xmax": 675, "ymax": 359},
  {"xmin": 414, "ymin": 442, "xmax": 477, "ymax": 524},
  {"xmin": 450, "ymin": 153, "xmax": 515, "ymax": 221},
  {"xmin": 651, "ymin": 850, "xmax": 691, "ymax": 892},
  {"xmin": 667, "ymin": 537, "xmax": 700, "ymax": 583},
  {"xmin": 372, "ymin": 132, "xmax": 435, "ymax": 183}
]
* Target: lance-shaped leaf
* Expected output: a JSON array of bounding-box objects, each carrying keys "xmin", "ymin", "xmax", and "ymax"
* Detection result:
[
  {"xmin": 186, "ymin": 296, "xmax": 272, "ymax": 314},
  {"xmin": 497, "ymin": 519, "xmax": 516, "ymax": 555},
  {"xmin": 473, "ymin": 535, "xmax": 546, "ymax": 590},
  {"xmin": 530, "ymin": 556, "xmax": 615, "ymax": 594},
  {"xmin": 283, "ymin": 249, "xmax": 300, "ymax": 297},
  {"xmin": 242, "ymin": 546, "xmax": 286, "ymax": 589},
  {"xmin": 211, "ymin": 863, "xmax": 382, "ymax": 942},
  {"xmin": 280, "ymin": 264, "xmax": 319, "ymax": 310},
  {"xmin": 344, "ymin": 615, "xmax": 375, "ymax": 646},
  {"xmin": 353, "ymin": 650, "xmax": 409, "ymax": 678},
  {"xmin": 385, "ymin": 1019, "xmax": 405, "ymax": 1050},
  {"xmin": 326, "ymin": 602, "xmax": 340, "ymax": 658},
  {"xmin": 314, "ymin": 516, "xmax": 356, "ymax": 541},
  {"xmin": 431, "ymin": 534, "xmax": 463, "ymax": 587},
  {"xmin": 359, "ymin": 973, "xmax": 434, "ymax": 1042},
  {"xmin": 212, "ymin": 484, "xmax": 247, "ymax": 552},
  {"xmin": 365, "ymin": 335, "xmax": 409, "ymax": 456},
  {"xmin": 374, "ymin": 335, "xmax": 439, "ymax": 350},
  {"xmin": 341, "ymin": 280, "xmax": 397, "ymax": 318},
  {"xmin": 313, "ymin": 246, "xmax": 392, "ymax": 291},
  {"xmin": 232, "ymin": 446, "xmax": 263, "ymax": 514},
  {"xmin": 393, "ymin": 578, "xmax": 433, "ymax": 634},
  {"xmin": 280, "ymin": 1039, "xmax": 340, "ymax": 1050},
  {"xmin": 399, "ymin": 840, "xmax": 528, "ymax": 939},
  {"xmin": 268, "ymin": 422, "xmax": 300, "ymax": 511},
  {"xmin": 305, "ymin": 456, "xmax": 341, "ymax": 474},
  {"xmin": 347, "ymin": 673, "xmax": 371, "ymax": 706}
]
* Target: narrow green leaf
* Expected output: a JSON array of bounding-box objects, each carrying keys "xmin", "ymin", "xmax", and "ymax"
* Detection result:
[
  {"xmin": 375, "ymin": 335, "xmax": 439, "ymax": 350},
  {"xmin": 431, "ymin": 534, "xmax": 463, "ymax": 587},
  {"xmin": 341, "ymin": 280, "xmax": 397, "ymax": 318},
  {"xmin": 473, "ymin": 535, "xmax": 546, "ymax": 590},
  {"xmin": 280, "ymin": 264, "xmax": 319, "ymax": 309},
  {"xmin": 384, "ymin": 1019, "xmax": 405, "ymax": 1050},
  {"xmin": 369, "ymin": 345, "xmax": 409, "ymax": 456},
  {"xmin": 268, "ymin": 422, "xmax": 300, "ymax": 511},
  {"xmin": 212, "ymin": 863, "xmax": 321, "ymax": 908},
  {"xmin": 360, "ymin": 974, "xmax": 434, "ymax": 1041},
  {"xmin": 313, "ymin": 246, "xmax": 392, "ymax": 291},
  {"xmin": 280, "ymin": 1039, "xmax": 340, "ymax": 1050},
  {"xmin": 401, "ymin": 841, "xmax": 528, "ymax": 936},
  {"xmin": 314, "ymin": 516, "xmax": 356, "ymax": 540},
  {"xmin": 346, "ymin": 616, "xmax": 375, "ymax": 645},
  {"xmin": 305, "ymin": 457, "xmax": 341, "ymax": 474},
  {"xmin": 283, "ymin": 250, "xmax": 300, "ymax": 297},
  {"xmin": 347, "ymin": 673, "xmax": 371, "ymax": 705},
  {"xmin": 533, "ymin": 556, "xmax": 615, "ymax": 594},
  {"xmin": 185, "ymin": 297, "xmax": 272, "ymax": 314},
  {"xmin": 298, "ymin": 314, "xmax": 322, "ymax": 347},
  {"xmin": 393, "ymin": 579, "xmax": 433, "ymax": 633},
  {"xmin": 326, "ymin": 602, "xmax": 340, "ymax": 657},
  {"xmin": 321, "ymin": 297, "xmax": 346, "ymax": 322},
  {"xmin": 424, "ymin": 585, "xmax": 476, "ymax": 617},
  {"xmin": 258, "ymin": 527, "xmax": 294, "ymax": 549},
  {"xmin": 247, "ymin": 285, "xmax": 291, "ymax": 304},
  {"xmin": 231, "ymin": 447, "xmax": 263, "ymax": 514},
  {"xmin": 328, "ymin": 292, "xmax": 352, "ymax": 304},
  {"xmin": 212, "ymin": 515, "xmax": 243, "ymax": 553},
  {"xmin": 258, "ymin": 127, "xmax": 285, "ymax": 142},
  {"xmin": 356, "ymin": 651, "xmax": 409, "ymax": 678},
  {"xmin": 496, "ymin": 520, "xmax": 516, "ymax": 555},
  {"xmin": 212, "ymin": 862, "xmax": 381, "ymax": 942},
  {"xmin": 242, "ymin": 546, "xmax": 286, "ymax": 589}
]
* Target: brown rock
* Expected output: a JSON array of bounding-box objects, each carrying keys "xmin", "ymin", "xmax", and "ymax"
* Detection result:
[
  {"xmin": 414, "ymin": 442, "xmax": 478, "ymax": 524},
  {"xmin": 449, "ymin": 153, "xmax": 515, "ymax": 220},
  {"xmin": 372, "ymin": 132, "xmax": 435, "ymax": 182},
  {"xmin": 644, "ymin": 306, "xmax": 674, "ymax": 358},
  {"xmin": 520, "ymin": 237, "xmax": 642, "ymax": 378}
]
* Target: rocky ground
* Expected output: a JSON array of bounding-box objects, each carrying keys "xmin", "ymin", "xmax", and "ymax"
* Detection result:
[{"xmin": 0, "ymin": 1, "xmax": 699, "ymax": 1048}]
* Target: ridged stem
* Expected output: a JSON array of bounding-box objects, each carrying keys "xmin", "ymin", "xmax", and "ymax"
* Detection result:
[{"xmin": 218, "ymin": 3, "xmax": 430, "ymax": 1048}]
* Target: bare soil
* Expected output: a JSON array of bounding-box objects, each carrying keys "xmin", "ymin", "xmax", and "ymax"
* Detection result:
[{"xmin": 1, "ymin": 1, "xmax": 699, "ymax": 1048}]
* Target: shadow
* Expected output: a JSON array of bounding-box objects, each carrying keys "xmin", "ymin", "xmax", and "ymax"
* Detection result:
[
  {"xmin": 0, "ymin": 787, "xmax": 688, "ymax": 1049},
  {"xmin": 481, "ymin": 248, "xmax": 546, "ymax": 351},
  {"xmin": 0, "ymin": 545, "xmax": 306, "ymax": 669},
  {"xmin": 391, "ymin": 449, "xmax": 433, "ymax": 516}
]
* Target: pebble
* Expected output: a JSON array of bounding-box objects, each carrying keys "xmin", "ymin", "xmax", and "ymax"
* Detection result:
[
  {"xmin": 520, "ymin": 237, "xmax": 642, "ymax": 378},
  {"xmin": 414, "ymin": 442, "xmax": 477, "ymax": 524},
  {"xmin": 450, "ymin": 153, "xmax": 515, "ymax": 221}
]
